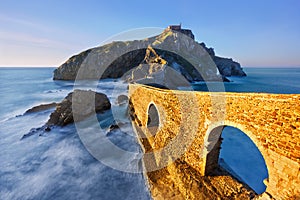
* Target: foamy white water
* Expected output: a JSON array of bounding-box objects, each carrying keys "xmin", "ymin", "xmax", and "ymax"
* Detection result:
[{"xmin": 0, "ymin": 68, "xmax": 150, "ymax": 200}]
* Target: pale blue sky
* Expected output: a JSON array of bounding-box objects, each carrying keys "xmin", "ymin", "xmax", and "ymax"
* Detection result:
[{"xmin": 0, "ymin": 0, "xmax": 299, "ymax": 67}]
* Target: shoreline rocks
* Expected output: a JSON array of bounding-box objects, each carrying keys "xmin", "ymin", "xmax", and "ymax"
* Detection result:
[{"xmin": 21, "ymin": 90, "xmax": 111, "ymax": 139}]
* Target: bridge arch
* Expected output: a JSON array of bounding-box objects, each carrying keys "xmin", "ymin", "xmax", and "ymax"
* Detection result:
[
  {"xmin": 202, "ymin": 121, "xmax": 270, "ymax": 193},
  {"xmin": 147, "ymin": 102, "xmax": 160, "ymax": 135}
]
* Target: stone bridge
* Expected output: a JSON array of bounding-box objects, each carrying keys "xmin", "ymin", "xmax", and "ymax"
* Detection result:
[{"xmin": 128, "ymin": 84, "xmax": 300, "ymax": 199}]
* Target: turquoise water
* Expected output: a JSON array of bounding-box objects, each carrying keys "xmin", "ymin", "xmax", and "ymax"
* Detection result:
[{"xmin": 0, "ymin": 67, "xmax": 299, "ymax": 198}]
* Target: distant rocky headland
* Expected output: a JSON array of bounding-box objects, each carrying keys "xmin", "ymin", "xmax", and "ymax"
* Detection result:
[{"xmin": 53, "ymin": 25, "xmax": 246, "ymax": 83}]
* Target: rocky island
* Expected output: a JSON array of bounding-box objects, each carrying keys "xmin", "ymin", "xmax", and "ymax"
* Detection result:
[{"xmin": 53, "ymin": 25, "xmax": 246, "ymax": 83}]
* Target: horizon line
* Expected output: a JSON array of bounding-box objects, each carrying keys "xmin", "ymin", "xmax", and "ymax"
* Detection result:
[{"xmin": 0, "ymin": 65, "xmax": 300, "ymax": 68}]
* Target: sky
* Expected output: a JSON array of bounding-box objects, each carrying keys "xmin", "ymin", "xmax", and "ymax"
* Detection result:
[{"xmin": 0, "ymin": 0, "xmax": 299, "ymax": 67}]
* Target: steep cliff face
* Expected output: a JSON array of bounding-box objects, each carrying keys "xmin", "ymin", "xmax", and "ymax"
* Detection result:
[
  {"xmin": 53, "ymin": 45, "xmax": 146, "ymax": 80},
  {"xmin": 53, "ymin": 27, "xmax": 246, "ymax": 81},
  {"xmin": 214, "ymin": 56, "xmax": 246, "ymax": 76},
  {"xmin": 177, "ymin": 28, "xmax": 195, "ymax": 40},
  {"xmin": 199, "ymin": 42, "xmax": 246, "ymax": 77},
  {"xmin": 53, "ymin": 49, "xmax": 92, "ymax": 80}
]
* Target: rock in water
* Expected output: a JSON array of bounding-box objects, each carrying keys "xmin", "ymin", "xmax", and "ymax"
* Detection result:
[
  {"xmin": 47, "ymin": 90, "xmax": 111, "ymax": 126},
  {"xmin": 53, "ymin": 26, "xmax": 246, "ymax": 81},
  {"xmin": 116, "ymin": 94, "xmax": 129, "ymax": 105},
  {"xmin": 24, "ymin": 102, "xmax": 57, "ymax": 114}
]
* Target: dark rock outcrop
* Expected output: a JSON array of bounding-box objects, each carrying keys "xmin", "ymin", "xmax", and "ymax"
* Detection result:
[
  {"xmin": 47, "ymin": 89, "xmax": 111, "ymax": 126},
  {"xmin": 214, "ymin": 56, "xmax": 246, "ymax": 76},
  {"xmin": 177, "ymin": 29, "xmax": 194, "ymax": 40},
  {"xmin": 53, "ymin": 27, "xmax": 246, "ymax": 82},
  {"xmin": 108, "ymin": 124, "xmax": 119, "ymax": 132},
  {"xmin": 24, "ymin": 102, "xmax": 57, "ymax": 114},
  {"xmin": 21, "ymin": 125, "xmax": 53, "ymax": 139},
  {"xmin": 116, "ymin": 94, "xmax": 129, "ymax": 105}
]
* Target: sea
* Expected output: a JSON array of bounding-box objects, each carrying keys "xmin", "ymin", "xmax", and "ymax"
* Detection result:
[{"xmin": 0, "ymin": 67, "xmax": 299, "ymax": 199}]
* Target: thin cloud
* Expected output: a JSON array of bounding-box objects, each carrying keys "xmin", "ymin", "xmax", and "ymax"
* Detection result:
[
  {"xmin": 0, "ymin": 31, "xmax": 81, "ymax": 50},
  {"xmin": 0, "ymin": 14, "xmax": 90, "ymax": 49},
  {"xmin": 0, "ymin": 14, "xmax": 59, "ymax": 33}
]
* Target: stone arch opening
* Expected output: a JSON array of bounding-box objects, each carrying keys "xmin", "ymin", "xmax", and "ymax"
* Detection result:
[
  {"xmin": 147, "ymin": 103, "xmax": 160, "ymax": 135},
  {"xmin": 204, "ymin": 125, "xmax": 269, "ymax": 194}
]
